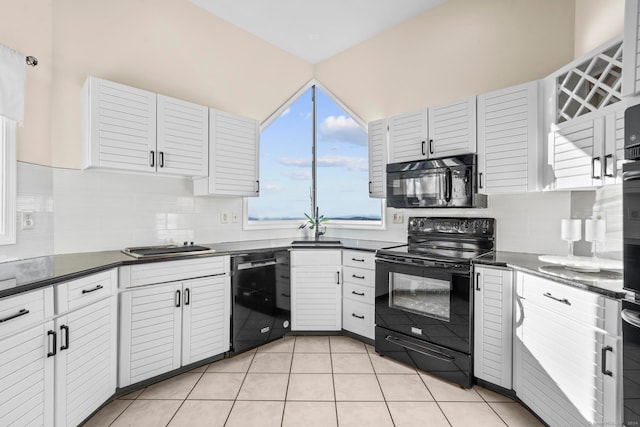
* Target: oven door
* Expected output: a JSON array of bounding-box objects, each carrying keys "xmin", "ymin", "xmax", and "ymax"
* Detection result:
[
  {"xmin": 624, "ymin": 161, "xmax": 640, "ymax": 293},
  {"xmin": 375, "ymin": 258, "xmax": 471, "ymax": 354}
]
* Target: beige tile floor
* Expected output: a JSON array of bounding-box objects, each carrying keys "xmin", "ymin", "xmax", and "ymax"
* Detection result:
[{"xmin": 84, "ymin": 335, "xmax": 544, "ymax": 427}]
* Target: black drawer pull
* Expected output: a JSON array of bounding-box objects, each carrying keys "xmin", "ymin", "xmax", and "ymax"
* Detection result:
[
  {"xmin": 351, "ymin": 291, "xmax": 365, "ymax": 296},
  {"xmin": 185, "ymin": 288, "xmax": 190, "ymax": 306},
  {"xmin": 82, "ymin": 284, "xmax": 104, "ymax": 294},
  {"xmin": 47, "ymin": 330, "xmax": 57, "ymax": 357},
  {"xmin": 159, "ymin": 151, "xmax": 165, "ymax": 168},
  {"xmin": 602, "ymin": 345, "xmax": 613, "ymax": 376},
  {"xmin": 60, "ymin": 325, "xmax": 70, "ymax": 350},
  {"xmin": 352, "ymin": 313, "xmax": 365, "ymax": 319},
  {"xmin": 351, "ymin": 258, "xmax": 365, "ymax": 262},
  {"xmin": 175, "ymin": 290, "xmax": 181, "ymax": 308},
  {"xmin": 0, "ymin": 308, "xmax": 29, "ymax": 323},
  {"xmin": 543, "ymin": 292, "xmax": 571, "ymax": 305},
  {"xmin": 149, "ymin": 150, "xmax": 155, "ymax": 167},
  {"xmin": 352, "ymin": 274, "xmax": 365, "ymax": 280}
]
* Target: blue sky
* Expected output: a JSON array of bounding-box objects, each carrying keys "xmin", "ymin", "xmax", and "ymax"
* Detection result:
[{"xmin": 248, "ymin": 87, "xmax": 381, "ymax": 221}]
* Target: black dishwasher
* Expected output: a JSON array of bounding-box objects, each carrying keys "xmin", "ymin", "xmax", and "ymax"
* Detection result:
[{"xmin": 230, "ymin": 250, "xmax": 290, "ymax": 354}]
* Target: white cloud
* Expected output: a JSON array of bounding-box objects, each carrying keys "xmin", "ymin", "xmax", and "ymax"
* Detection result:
[
  {"xmin": 319, "ymin": 115, "xmax": 366, "ymax": 146},
  {"xmin": 277, "ymin": 157, "xmax": 312, "ymax": 167},
  {"xmin": 279, "ymin": 107, "xmax": 291, "ymax": 117},
  {"xmin": 261, "ymin": 183, "xmax": 284, "ymax": 192},
  {"xmin": 317, "ymin": 155, "xmax": 367, "ymax": 172},
  {"xmin": 283, "ymin": 170, "xmax": 312, "ymax": 181}
]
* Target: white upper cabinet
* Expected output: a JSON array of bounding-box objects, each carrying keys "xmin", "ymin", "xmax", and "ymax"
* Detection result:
[
  {"xmin": 623, "ymin": 0, "xmax": 640, "ymax": 97},
  {"xmin": 193, "ymin": 109, "xmax": 260, "ymax": 197},
  {"xmin": 388, "ymin": 109, "xmax": 428, "ymax": 163},
  {"xmin": 428, "ymin": 96, "xmax": 476, "ymax": 158},
  {"xmin": 477, "ymin": 81, "xmax": 541, "ymax": 193},
  {"xmin": 83, "ymin": 76, "xmax": 208, "ymax": 177},
  {"xmin": 156, "ymin": 95, "xmax": 209, "ymax": 176},
  {"xmin": 82, "ymin": 77, "xmax": 157, "ymax": 173},
  {"xmin": 368, "ymin": 118, "xmax": 387, "ymax": 198}
]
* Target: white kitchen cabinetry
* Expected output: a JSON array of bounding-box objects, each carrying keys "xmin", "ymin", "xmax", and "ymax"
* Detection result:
[
  {"xmin": 473, "ymin": 265, "xmax": 513, "ymax": 389},
  {"xmin": 291, "ymin": 250, "xmax": 342, "ymax": 331},
  {"xmin": 477, "ymin": 81, "xmax": 541, "ymax": 193},
  {"xmin": 342, "ymin": 250, "xmax": 375, "ymax": 339},
  {"xmin": 0, "ymin": 287, "xmax": 55, "ymax": 427},
  {"xmin": 513, "ymin": 272, "xmax": 621, "ymax": 427},
  {"xmin": 428, "ymin": 96, "xmax": 476, "ymax": 158},
  {"xmin": 82, "ymin": 76, "xmax": 208, "ymax": 177},
  {"xmin": 368, "ymin": 118, "xmax": 387, "ymax": 198},
  {"xmin": 119, "ymin": 257, "xmax": 230, "ymax": 387},
  {"xmin": 193, "ymin": 109, "xmax": 260, "ymax": 197},
  {"xmin": 624, "ymin": 0, "xmax": 640, "ymax": 97},
  {"xmin": 388, "ymin": 109, "xmax": 428, "ymax": 163}
]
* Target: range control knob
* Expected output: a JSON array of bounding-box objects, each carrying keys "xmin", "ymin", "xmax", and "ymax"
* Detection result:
[
  {"xmin": 418, "ymin": 219, "xmax": 425, "ymax": 228},
  {"xmin": 409, "ymin": 219, "xmax": 417, "ymax": 228}
]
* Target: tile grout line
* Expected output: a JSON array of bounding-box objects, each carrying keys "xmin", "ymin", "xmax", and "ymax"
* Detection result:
[
  {"xmin": 366, "ymin": 347, "xmax": 397, "ymax": 427},
  {"xmin": 223, "ymin": 350, "xmax": 257, "ymax": 427},
  {"xmin": 417, "ymin": 372, "xmax": 453, "ymax": 427},
  {"xmin": 106, "ymin": 398, "xmax": 134, "ymax": 427},
  {"xmin": 330, "ymin": 337, "xmax": 339, "ymax": 426},
  {"xmin": 162, "ymin": 369, "xmax": 207, "ymax": 426},
  {"xmin": 279, "ymin": 337, "xmax": 296, "ymax": 427}
]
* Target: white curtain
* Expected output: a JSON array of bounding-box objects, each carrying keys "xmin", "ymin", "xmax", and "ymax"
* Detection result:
[{"xmin": 0, "ymin": 43, "xmax": 25, "ymax": 122}]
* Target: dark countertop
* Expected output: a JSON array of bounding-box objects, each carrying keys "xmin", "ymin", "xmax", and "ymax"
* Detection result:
[
  {"xmin": 474, "ymin": 251, "xmax": 627, "ymax": 299},
  {"xmin": 0, "ymin": 238, "xmax": 404, "ymax": 299}
]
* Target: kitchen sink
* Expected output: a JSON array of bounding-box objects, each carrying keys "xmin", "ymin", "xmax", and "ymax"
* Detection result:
[
  {"xmin": 291, "ymin": 240, "xmax": 342, "ymax": 248},
  {"xmin": 122, "ymin": 244, "xmax": 216, "ymax": 259}
]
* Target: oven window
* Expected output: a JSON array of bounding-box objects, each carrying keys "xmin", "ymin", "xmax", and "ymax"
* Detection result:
[{"xmin": 389, "ymin": 272, "xmax": 451, "ymax": 321}]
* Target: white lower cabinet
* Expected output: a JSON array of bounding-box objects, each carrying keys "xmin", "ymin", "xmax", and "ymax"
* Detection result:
[
  {"xmin": 473, "ymin": 265, "xmax": 513, "ymax": 389},
  {"xmin": 513, "ymin": 272, "xmax": 622, "ymax": 427},
  {"xmin": 119, "ymin": 274, "xmax": 230, "ymax": 387},
  {"xmin": 291, "ymin": 250, "xmax": 342, "ymax": 331},
  {"xmin": 341, "ymin": 250, "xmax": 375, "ymax": 339}
]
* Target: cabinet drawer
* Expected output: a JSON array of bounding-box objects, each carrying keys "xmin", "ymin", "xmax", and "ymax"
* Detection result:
[
  {"xmin": 291, "ymin": 250, "xmax": 341, "ymax": 266},
  {"xmin": 0, "ymin": 287, "xmax": 53, "ymax": 338},
  {"xmin": 519, "ymin": 272, "xmax": 603, "ymax": 327},
  {"xmin": 56, "ymin": 269, "xmax": 117, "ymax": 313},
  {"xmin": 343, "ymin": 282, "xmax": 374, "ymax": 305},
  {"xmin": 342, "ymin": 250, "xmax": 375, "ymax": 269},
  {"xmin": 342, "ymin": 298, "xmax": 374, "ymax": 339},
  {"xmin": 343, "ymin": 266, "xmax": 373, "ymax": 288},
  {"xmin": 123, "ymin": 256, "xmax": 229, "ymax": 288}
]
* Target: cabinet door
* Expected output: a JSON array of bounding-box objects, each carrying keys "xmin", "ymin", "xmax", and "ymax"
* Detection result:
[
  {"xmin": 55, "ymin": 297, "xmax": 117, "ymax": 427},
  {"xmin": 203, "ymin": 109, "xmax": 260, "ymax": 196},
  {"xmin": 82, "ymin": 77, "xmax": 157, "ymax": 172},
  {"xmin": 551, "ymin": 114, "xmax": 605, "ymax": 189},
  {"xmin": 477, "ymin": 81, "xmax": 540, "ymax": 193},
  {"xmin": 604, "ymin": 103, "xmax": 626, "ymax": 185},
  {"xmin": 368, "ymin": 118, "xmax": 387, "ymax": 198},
  {"xmin": 291, "ymin": 265, "xmax": 342, "ymax": 331},
  {"xmin": 623, "ymin": 0, "xmax": 640, "ymax": 97},
  {"xmin": 157, "ymin": 95, "xmax": 209, "ymax": 177},
  {"xmin": 119, "ymin": 282, "xmax": 182, "ymax": 387},
  {"xmin": 388, "ymin": 109, "xmax": 428, "ymax": 163},
  {"xmin": 182, "ymin": 276, "xmax": 230, "ymax": 365},
  {"xmin": 473, "ymin": 266, "xmax": 512, "ymax": 389},
  {"xmin": 0, "ymin": 321, "xmax": 54, "ymax": 427},
  {"xmin": 428, "ymin": 97, "xmax": 476, "ymax": 158}
]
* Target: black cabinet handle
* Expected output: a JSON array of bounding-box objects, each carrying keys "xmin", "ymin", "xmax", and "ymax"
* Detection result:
[
  {"xmin": 369, "ymin": 181, "xmax": 372, "ymax": 194},
  {"xmin": 592, "ymin": 156, "xmax": 601, "ymax": 179},
  {"xmin": 429, "ymin": 139, "xmax": 434, "ymax": 155},
  {"xmin": 175, "ymin": 290, "xmax": 181, "ymax": 308},
  {"xmin": 280, "ymin": 275, "xmax": 290, "ymax": 280},
  {"xmin": 47, "ymin": 330, "xmax": 57, "ymax": 357},
  {"xmin": 421, "ymin": 140, "xmax": 426, "ymax": 156},
  {"xmin": 150, "ymin": 150, "xmax": 155, "ymax": 167},
  {"xmin": 352, "ymin": 313, "xmax": 365, "ymax": 319},
  {"xmin": 185, "ymin": 288, "xmax": 190, "ymax": 306},
  {"xmin": 543, "ymin": 292, "xmax": 571, "ymax": 305},
  {"xmin": 351, "ymin": 257, "xmax": 365, "ymax": 262},
  {"xmin": 256, "ymin": 180, "xmax": 260, "ymax": 194},
  {"xmin": 352, "ymin": 274, "xmax": 365, "ymax": 280},
  {"xmin": 159, "ymin": 151, "xmax": 165, "ymax": 168},
  {"xmin": 60, "ymin": 325, "xmax": 70, "ymax": 351},
  {"xmin": 0, "ymin": 308, "xmax": 29, "ymax": 323},
  {"xmin": 604, "ymin": 154, "xmax": 614, "ymax": 177},
  {"xmin": 478, "ymin": 172, "xmax": 483, "ymax": 189},
  {"xmin": 475, "ymin": 272, "xmax": 481, "ymax": 291},
  {"xmin": 281, "ymin": 293, "xmax": 290, "ymax": 298},
  {"xmin": 351, "ymin": 291, "xmax": 365, "ymax": 296},
  {"xmin": 336, "ymin": 271, "xmax": 340, "ymax": 284},
  {"xmin": 602, "ymin": 345, "xmax": 613, "ymax": 376},
  {"xmin": 82, "ymin": 284, "xmax": 103, "ymax": 294}
]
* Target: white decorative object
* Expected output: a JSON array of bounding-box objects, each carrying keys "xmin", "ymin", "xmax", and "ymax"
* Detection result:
[
  {"xmin": 585, "ymin": 218, "xmax": 606, "ymax": 258},
  {"xmin": 0, "ymin": 43, "xmax": 25, "ymax": 122},
  {"xmin": 538, "ymin": 255, "xmax": 622, "ymax": 273},
  {"xmin": 560, "ymin": 219, "xmax": 581, "ymax": 257}
]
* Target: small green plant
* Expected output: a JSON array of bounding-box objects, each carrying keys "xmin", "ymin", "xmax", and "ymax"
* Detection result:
[{"xmin": 304, "ymin": 212, "xmax": 329, "ymax": 229}]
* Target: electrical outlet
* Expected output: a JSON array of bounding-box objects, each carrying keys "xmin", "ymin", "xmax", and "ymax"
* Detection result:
[
  {"xmin": 220, "ymin": 212, "xmax": 229, "ymax": 224},
  {"xmin": 392, "ymin": 212, "xmax": 404, "ymax": 224},
  {"xmin": 232, "ymin": 212, "xmax": 239, "ymax": 223},
  {"xmin": 21, "ymin": 211, "xmax": 35, "ymax": 230}
]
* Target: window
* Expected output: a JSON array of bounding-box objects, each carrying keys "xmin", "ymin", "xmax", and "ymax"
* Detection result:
[
  {"xmin": 0, "ymin": 116, "xmax": 16, "ymax": 245},
  {"xmin": 247, "ymin": 81, "xmax": 382, "ymax": 227}
]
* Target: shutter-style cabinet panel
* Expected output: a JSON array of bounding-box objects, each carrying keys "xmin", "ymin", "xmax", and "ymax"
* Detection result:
[
  {"xmin": 477, "ymin": 81, "xmax": 541, "ymax": 193},
  {"xmin": 624, "ymin": 0, "xmax": 640, "ymax": 97},
  {"xmin": 368, "ymin": 118, "xmax": 387, "ymax": 198},
  {"xmin": 388, "ymin": 109, "xmax": 428, "ymax": 163},
  {"xmin": 82, "ymin": 77, "xmax": 157, "ymax": 172},
  {"xmin": 157, "ymin": 95, "xmax": 209, "ymax": 177},
  {"xmin": 428, "ymin": 97, "xmax": 476, "ymax": 158},
  {"xmin": 194, "ymin": 109, "xmax": 260, "ymax": 197}
]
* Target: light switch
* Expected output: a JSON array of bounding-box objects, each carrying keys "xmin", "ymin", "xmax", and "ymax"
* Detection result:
[
  {"xmin": 220, "ymin": 212, "xmax": 229, "ymax": 224},
  {"xmin": 21, "ymin": 211, "xmax": 35, "ymax": 230}
]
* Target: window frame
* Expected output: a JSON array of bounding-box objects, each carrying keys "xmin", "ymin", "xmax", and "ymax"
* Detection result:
[
  {"xmin": 243, "ymin": 79, "xmax": 385, "ymax": 231},
  {"xmin": 0, "ymin": 117, "xmax": 16, "ymax": 245}
]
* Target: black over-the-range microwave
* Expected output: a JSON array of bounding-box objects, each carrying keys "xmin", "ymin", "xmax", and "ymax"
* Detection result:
[{"xmin": 386, "ymin": 154, "xmax": 487, "ymax": 209}]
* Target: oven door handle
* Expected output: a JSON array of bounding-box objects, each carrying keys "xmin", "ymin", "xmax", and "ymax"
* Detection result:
[
  {"xmin": 385, "ymin": 335, "xmax": 455, "ymax": 363},
  {"xmin": 445, "ymin": 168, "xmax": 452, "ymax": 202}
]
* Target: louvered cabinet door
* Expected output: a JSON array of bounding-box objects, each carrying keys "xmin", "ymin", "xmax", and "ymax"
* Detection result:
[
  {"xmin": 182, "ymin": 275, "xmax": 230, "ymax": 365},
  {"xmin": 428, "ymin": 97, "xmax": 476, "ymax": 158},
  {"xmin": 604, "ymin": 102, "xmax": 626, "ymax": 185},
  {"xmin": 623, "ymin": 0, "xmax": 640, "ymax": 97},
  {"xmin": 473, "ymin": 266, "xmax": 512, "ymax": 389},
  {"xmin": 0, "ymin": 321, "xmax": 54, "ymax": 427},
  {"xmin": 157, "ymin": 95, "xmax": 209, "ymax": 177},
  {"xmin": 82, "ymin": 77, "xmax": 157, "ymax": 172},
  {"xmin": 477, "ymin": 81, "xmax": 541, "ymax": 193},
  {"xmin": 388, "ymin": 109, "xmax": 428, "ymax": 163},
  {"xmin": 368, "ymin": 118, "xmax": 387, "ymax": 198},
  {"xmin": 55, "ymin": 297, "xmax": 117, "ymax": 427},
  {"xmin": 208, "ymin": 109, "xmax": 260, "ymax": 196},
  {"xmin": 119, "ymin": 282, "xmax": 182, "ymax": 387}
]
